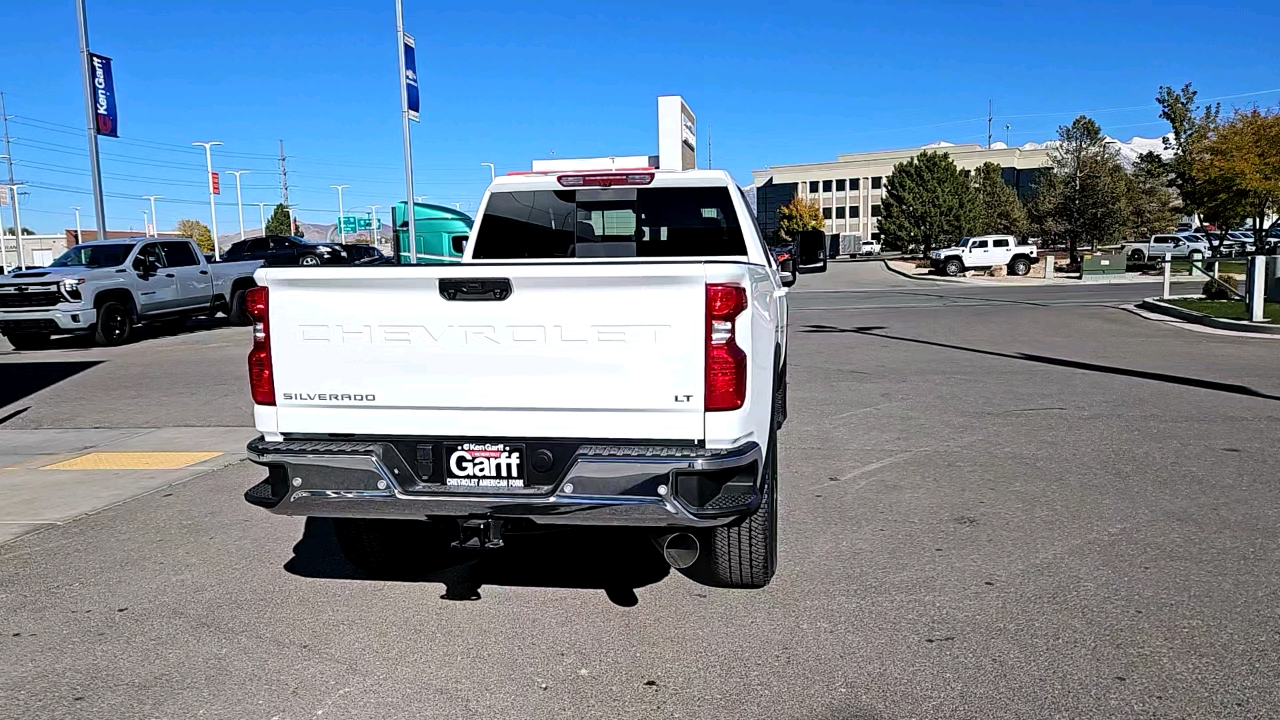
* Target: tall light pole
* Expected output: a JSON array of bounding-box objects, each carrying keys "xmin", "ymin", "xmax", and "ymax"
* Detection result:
[
  {"xmin": 286, "ymin": 205, "xmax": 296, "ymax": 234},
  {"xmin": 481, "ymin": 162, "xmax": 495, "ymax": 183},
  {"xmin": 141, "ymin": 209, "xmax": 149, "ymax": 237},
  {"xmin": 368, "ymin": 204, "xmax": 380, "ymax": 245},
  {"xmin": 192, "ymin": 141, "xmax": 222, "ymax": 259},
  {"xmin": 0, "ymin": 154, "xmax": 19, "ymax": 262},
  {"xmin": 142, "ymin": 195, "xmax": 161, "ymax": 237},
  {"xmin": 1, "ymin": 183, "xmax": 27, "ymax": 270},
  {"xmin": 1005, "ymin": 123, "xmax": 1011, "ymax": 148},
  {"xmin": 453, "ymin": 202, "xmax": 461, "ymax": 210},
  {"xmin": 396, "ymin": 0, "xmax": 417, "ymax": 263},
  {"xmin": 254, "ymin": 201, "xmax": 269, "ymax": 235},
  {"xmin": 228, "ymin": 170, "xmax": 249, "ymax": 241},
  {"xmin": 330, "ymin": 184, "xmax": 349, "ymax": 242},
  {"xmin": 71, "ymin": 206, "xmax": 82, "ymax": 243},
  {"xmin": 414, "ymin": 195, "xmax": 429, "ymax": 203},
  {"xmin": 75, "ymin": 0, "xmax": 107, "ymax": 241}
]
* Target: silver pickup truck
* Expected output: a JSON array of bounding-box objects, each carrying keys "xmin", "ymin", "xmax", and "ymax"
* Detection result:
[{"xmin": 0, "ymin": 237, "xmax": 260, "ymax": 349}]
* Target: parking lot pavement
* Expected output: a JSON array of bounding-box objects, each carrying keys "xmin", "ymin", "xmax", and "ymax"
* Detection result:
[{"xmin": 3, "ymin": 263, "xmax": 1279, "ymax": 718}]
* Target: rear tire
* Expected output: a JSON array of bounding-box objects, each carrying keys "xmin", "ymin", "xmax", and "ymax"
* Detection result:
[
  {"xmin": 5, "ymin": 332, "xmax": 51, "ymax": 351},
  {"xmin": 229, "ymin": 288, "xmax": 252, "ymax": 326},
  {"xmin": 1128, "ymin": 249, "xmax": 1146, "ymax": 263},
  {"xmin": 682, "ymin": 424, "xmax": 778, "ymax": 589},
  {"xmin": 298, "ymin": 254, "xmax": 321, "ymax": 267},
  {"xmin": 93, "ymin": 301, "xmax": 133, "ymax": 347},
  {"xmin": 1009, "ymin": 257, "xmax": 1032, "ymax": 276}
]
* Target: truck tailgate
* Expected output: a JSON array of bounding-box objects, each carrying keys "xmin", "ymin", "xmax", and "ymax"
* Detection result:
[{"xmin": 263, "ymin": 263, "xmax": 709, "ymax": 439}]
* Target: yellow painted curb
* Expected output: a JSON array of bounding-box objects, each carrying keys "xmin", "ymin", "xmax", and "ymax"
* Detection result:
[{"xmin": 41, "ymin": 451, "xmax": 225, "ymax": 471}]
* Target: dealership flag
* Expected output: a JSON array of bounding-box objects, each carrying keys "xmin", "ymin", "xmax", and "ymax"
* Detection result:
[
  {"xmin": 403, "ymin": 34, "xmax": 420, "ymax": 122},
  {"xmin": 89, "ymin": 53, "xmax": 118, "ymax": 138}
]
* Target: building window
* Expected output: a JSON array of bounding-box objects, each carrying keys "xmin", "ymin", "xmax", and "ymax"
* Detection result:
[
  {"xmin": 871, "ymin": 232, "xmax": 881, "ymax": 242},
  {"xmin": 836, "ymin": 179, "xmax": 846, "ymax": 192},
  {"xmin": 822, "ymin": 179, "xmax": 832, "ymax": 192},
  {"xmin": 809, "ymin": 181, "xmax": 819, "ymax": 193},
  {"xmin": 871, "ymin": 204, "xmax": 881, "ymax": 217},
  {"xmin": 849, "ymin": 206, "xmax": 860, "ymax": 219},
  {"xmin": 835, "ymin": 206, "xmax": 845, "ymax": 219},
  {"xmin": 822, "ymin": 207, "xmax": 832, "ymax": 220},
  {"xmin": 849, "ymin": 178, "xmax": 860, "ymax": 191},
  {"xmin": 871, "ymin": 176, "xmax": 882, "ymax": 190}
]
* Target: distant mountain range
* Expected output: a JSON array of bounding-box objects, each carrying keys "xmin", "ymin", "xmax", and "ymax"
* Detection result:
[
  {"xmin": 922, "ymin": 133, "xmax": 1174, "ymax": 168},
  {"xmin": 214, "ymin": 221, "xmax": 386, "ymax": 249}
]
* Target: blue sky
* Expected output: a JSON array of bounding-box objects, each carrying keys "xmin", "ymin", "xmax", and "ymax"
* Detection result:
[{"xmin": 0, "ymin": 0, "xmax": 1276, "ymax": 235}]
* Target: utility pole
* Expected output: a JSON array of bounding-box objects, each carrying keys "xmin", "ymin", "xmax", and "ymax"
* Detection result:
[
  {"xmin": 987, "ymin": 100, "xmax": 993, "ymax": 150},
  {"xmin": 1, "ymin": 183, "xmax": 27, "ymax": 270},
  {"xmin": 278, "ymin": 139, "xmax": 289, "ymax": 206},
  {"xmin": 0, "ymin": 94, "xmax": 20, "ymax": 254},
  {"xmin": 74, "ymin": 0, "xmax": 108, "ymax": 241}
]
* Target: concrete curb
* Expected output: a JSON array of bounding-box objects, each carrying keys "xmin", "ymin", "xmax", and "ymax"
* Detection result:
[
  {"xmin": 1138, "ymin": 297, "xmax": 1280, "ymax": 335},
  {"xmin": 880, "ymin": 260, "xmax": 969, "ymax": 284}
]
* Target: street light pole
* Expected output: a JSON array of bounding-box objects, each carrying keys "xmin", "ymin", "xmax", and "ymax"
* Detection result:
[
  {"xmin": 368, "ymin": 204, "xmax": 380, "ymax": 245},
  {"xmin": 141, "ymin": 209, "xmax": 149, "ymax": 237},
  {"xmin": 254, "ymin": 202, "xmax": 268, "ymax": 235},
  {"xmin": 71, "ymin": 206, "xmax": 82, "ymax": 243},
  {"xmin": 396, "ymin": 0, "xmax": 417, "ymax": 264},
  {"xmin": 192, "ymin": 141, "xmax": 223, "ymax": 259},
  {"xmin": 228, "ymin": 170, "xmax": 249, "ymax": 241},
  {"xmin": 1, "ymin": 183, "xmax": 27, "ymax": 270},
  {"xmin": 481, "ymin": 162, "xmax": 495, "ymax": 183},
  {"xmin": 330, "ymin": 184, "xmax": 349, "ymax": 243},
  {"xmin": 142, "ymin": 195, "xmax": 162, "ymax": 237},
  {"xmin": 75, "ymin": 0, "xmax": 107, "ymax": 241}
]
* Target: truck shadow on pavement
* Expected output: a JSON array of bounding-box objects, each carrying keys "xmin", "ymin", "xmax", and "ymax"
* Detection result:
[
  {"xmin": 801, "ymin": 324, "xmax": 1280, "ymax": 401},
  {"xmin": 284, "ymin": 517, "xmax": 671, "ymax": 607},
  {"xmin": 0, "ymin": 360, "xmax": 101, "ymax": 410}
]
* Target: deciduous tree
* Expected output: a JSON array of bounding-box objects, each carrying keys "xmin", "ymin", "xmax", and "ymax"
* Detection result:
[
  {"xmin": 775, "ymin": 196, "xmax": 823, "ymax": 241},
  {"xmin": 174, "ymin": 219, "xmax": 213, "ymax": 253},
  {"xmin": 1202, "ymin": 107, "xmax": 1280, "ymax": 248},
  {"xmin": 879, "ymin": 151, "xmax": 977, "ymax": 254}
]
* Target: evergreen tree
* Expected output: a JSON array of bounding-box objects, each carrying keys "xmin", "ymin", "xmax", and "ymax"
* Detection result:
[
  {"xmin": 265, "ymin": 203, "xmax": 293, "ymax": 236},
  {"xmin": 878, "ymin": 151, "xmax": 977, "ymax": 254},
  {"xmin": 1125, "ymin": 152, "xmax": 1180, "ymax": 241},
  {"xmin": 1043, "ymin": 116, "xmax": 1129, "ymax": 260},
  {"xmin": 972, "ymin": 162, "xmax": 1028, "ymax": 236},
  {"xmin": 174, "ymin": 219, "xmax": 213, "ymax": 253}
]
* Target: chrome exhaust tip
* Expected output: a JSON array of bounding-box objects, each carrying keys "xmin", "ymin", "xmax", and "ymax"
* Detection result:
[{"xmin": 658, "ymin": 532, "xmax": 700, "ymax": 569}]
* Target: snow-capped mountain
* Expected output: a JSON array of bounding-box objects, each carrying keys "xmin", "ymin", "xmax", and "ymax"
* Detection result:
[{"xmin": 922, "ymin": 134, "xmax": 1174, "ymax": 168}]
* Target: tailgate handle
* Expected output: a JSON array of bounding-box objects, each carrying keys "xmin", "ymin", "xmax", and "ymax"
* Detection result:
[{"xmin": 439, "ymin": 278, "xmax": 512, "ymax": 301}]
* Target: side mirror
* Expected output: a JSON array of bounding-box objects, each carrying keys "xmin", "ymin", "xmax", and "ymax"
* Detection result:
[
  {"xmin": 450, "ymin": 235, "xmax": 468, "ymax": 255},
  {"xmin": 779, "ymin": 259, "xmax": 797, "ymax": 287}
]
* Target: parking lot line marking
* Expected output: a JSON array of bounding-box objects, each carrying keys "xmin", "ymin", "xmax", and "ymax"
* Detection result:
[{"xmin": 41, "ymin": 452, "xmax": 224, "ymax": 471}]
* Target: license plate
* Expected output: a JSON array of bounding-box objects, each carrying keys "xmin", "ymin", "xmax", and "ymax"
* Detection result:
[{"xmin": 444, "ymin": 442, "xmax": 525, "ymax": 488}]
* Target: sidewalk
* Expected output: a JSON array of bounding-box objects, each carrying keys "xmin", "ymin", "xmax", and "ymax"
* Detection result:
[
  {"xmin": 0, "ymin": 426, "xmax": 258, "ymax": 544},
  {"xmin": 883, "ymin": 259, "xmax": 1208, "ymax": 286}
]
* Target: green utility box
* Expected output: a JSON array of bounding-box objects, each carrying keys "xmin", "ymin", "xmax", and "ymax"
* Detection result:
[{"xmin": 1081, "ymin": 254, "xmax": 1126, "ymax": 276}]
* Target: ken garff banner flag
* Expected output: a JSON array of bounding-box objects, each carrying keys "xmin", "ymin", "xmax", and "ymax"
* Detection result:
[
  {"xmin": 403, "ymin": 34, "xmax": 419, "ymax": 122},
  {"xmin": 89, "ymin": 52, "xmax": 118, "ymax": 138}
]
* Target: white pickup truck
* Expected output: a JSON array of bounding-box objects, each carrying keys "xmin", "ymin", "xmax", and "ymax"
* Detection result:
[
  {"xmin": 1122, "ymin": 233, "xmax": 1210, "ymax": 263},
  {"xmin": 242, "ymin": 169, "xmax": 813, "ymax": 589},
  {"xmin": 0, "ymin": 237, "xmax": 260, "ymax": 349},
  {"xmin": 929, "ymin": 234, "xmax": 1037, "ymax": 276}
]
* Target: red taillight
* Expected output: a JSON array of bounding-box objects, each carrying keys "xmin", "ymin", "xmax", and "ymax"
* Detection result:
[
  {"xmin": 557, "ymin": 173, "xmax": 655, "ymax": 187},
  {"xmin": 245, "ymin": 286, "xmax": 274, "ymax": 406},
  {"xmin": 706, "ymin": 283, "xmax": 748, "ymax": 412}
]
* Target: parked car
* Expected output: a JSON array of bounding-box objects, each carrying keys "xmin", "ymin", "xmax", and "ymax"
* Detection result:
[
  {"xmin": 222, "ymin": 235, "xmax": 348, "ymax": 266},
  {"xmin": 856, "ymin": 238, "xmax": 881, "ymax": 257},
  {"xmin": 242, "ymin": 168, "xmax": 817, "ymax": 589},
  {"xmin": 1122, "ymin": 234, "xmax": 1210, "ymax": 263},
  {"xmin": 929, "ymin": 234, "xmax": 1037, "ymax": 276},
  {"xmin": 342, "ymin": 243, "xmax": 386, "ymax": 263},
  {"xmin": 0, "ymin": 237, "xmax": 260, "ymax": 349}
]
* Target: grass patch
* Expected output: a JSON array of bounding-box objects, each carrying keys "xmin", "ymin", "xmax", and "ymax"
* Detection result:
[
  {"xmin": 1162, "ymin": 260, "xmax": 1246, "ymax": 275},
  {"xmin": 1164, "ymin": 298, "xmax": 1280, "ymax": 323}
]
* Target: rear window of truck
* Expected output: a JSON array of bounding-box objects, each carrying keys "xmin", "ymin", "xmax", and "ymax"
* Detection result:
[{"xmin": 471, "ymin": 186, "xmax": 747, "ymax": 259}]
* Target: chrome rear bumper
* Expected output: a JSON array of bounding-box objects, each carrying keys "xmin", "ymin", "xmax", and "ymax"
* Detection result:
[{"xmin": 245, "ymin": 437, "xmax": 762, "ymax": 528}]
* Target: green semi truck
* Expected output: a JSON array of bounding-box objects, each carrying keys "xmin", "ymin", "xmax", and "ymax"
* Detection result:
[{"xmin": 391, "ymin": 201, "xmax": 473, "ymax": 264}]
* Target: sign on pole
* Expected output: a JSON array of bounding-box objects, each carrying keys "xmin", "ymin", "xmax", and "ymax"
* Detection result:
[
  {"xmin": 210, "ymin": 171, "xmax": 221, "ymax": 195},
  {"xmin": 403, "ymin": 34, "xmax": 420, "ymax": 123},
  {"xmin": 89, "ymin": 53, "xmax": 118, "ymax": 138}
]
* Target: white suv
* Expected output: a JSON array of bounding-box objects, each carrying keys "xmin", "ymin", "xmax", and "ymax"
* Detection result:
[{"xmin": 929, "ymin": 235, "xmax": 1038, "ymax": 276}]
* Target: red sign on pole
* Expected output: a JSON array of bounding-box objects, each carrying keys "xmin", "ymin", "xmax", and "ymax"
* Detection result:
[{"xmin": 210, "ymin": 171, "xmax": 221, "ymax": 195}]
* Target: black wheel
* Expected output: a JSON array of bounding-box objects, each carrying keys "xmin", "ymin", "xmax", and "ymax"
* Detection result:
[
  {"xmin": 333, "ymin": 517, "xmax": 441, "ymax": 578},
  {"xmin": 1128, "ymin": 249, "xmax": 1146, "ymax": 263},
  {"xmin": 682, "ymin": 424, "xmax": 778, "ymax": 589},
  {"xmin": 93, "ymin": 301, "xmax": 133, "ymax": 347},
  {"xmin": 942, "ymin": 258, "xmax": 964, "ymax": 276},
  {"xmin": 1009, "ymin": 257, "xmax": 1032, "ymax": 276},
  {"xmin": 229, "ymin": 288, "xmax": 252, "ymax": 326},
  {"xmin": 298, "ymin": 254, "xmax": 321, "ymax": 267},
  {"xmin": 5, "ymin": 332, "xmax": 51, "ymax": 351}
]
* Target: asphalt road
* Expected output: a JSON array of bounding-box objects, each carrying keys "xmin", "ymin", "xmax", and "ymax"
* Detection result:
[{"xmin": 3, "ymin": 263, "xmax": 1279, "ymax": 719}]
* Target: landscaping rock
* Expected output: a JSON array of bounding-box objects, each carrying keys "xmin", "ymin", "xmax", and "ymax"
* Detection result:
[{"xmin": 988, "ymin": 265, "xmax": 1007, "ymax": 278}]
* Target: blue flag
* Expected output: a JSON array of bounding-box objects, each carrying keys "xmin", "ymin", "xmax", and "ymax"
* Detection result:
[
  {"xmin": 403, "ymin": 34, "xmax": 419, "ymax": 123},
  {"xmin": 90, "ymin": 53, "xmax": 118, "ymax": 138}
]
